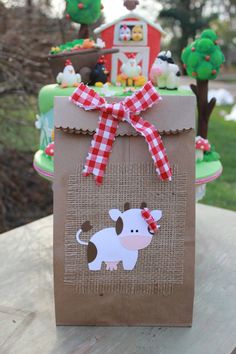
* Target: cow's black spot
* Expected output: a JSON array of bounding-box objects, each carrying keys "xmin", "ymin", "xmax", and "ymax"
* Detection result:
[
  {"xmin": 87, "ymin": 242, "xmax": 97, "ymax": 263},
  {"xmin": 116, "ymin": 217, "xmax": 123, "ymax": 235},
  {"xmin": 158, "ymin": 55, "xmax": 175, "ymax": 64}
]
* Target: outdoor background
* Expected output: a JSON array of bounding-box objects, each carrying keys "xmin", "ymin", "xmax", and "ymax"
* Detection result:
[{"xmin": 0, "ymin": 0, "xmax": 236, "ymax": 233}]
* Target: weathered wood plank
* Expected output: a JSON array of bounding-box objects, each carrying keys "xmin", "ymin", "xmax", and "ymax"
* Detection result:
[{"xmin": 0, "ymin": 204, "xmax": 236, "ymax": 354}]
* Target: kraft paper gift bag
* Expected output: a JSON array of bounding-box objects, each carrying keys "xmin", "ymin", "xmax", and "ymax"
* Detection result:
[{"xmin": 53, "ymin": 83, "xmax": 196, "ymax": 326}]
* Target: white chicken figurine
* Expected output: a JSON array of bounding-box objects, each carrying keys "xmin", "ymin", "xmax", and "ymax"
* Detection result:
[
  {"xmin": 119, "ymin": 25, "xmax": 131, "ymax": 41},
  {"xmin": 121, "ymin": 54, "xmax": 141, "ymax": 79},
  {"xmin": 56, "ymin": 60, "xmax": 81, "ymax": 88}
]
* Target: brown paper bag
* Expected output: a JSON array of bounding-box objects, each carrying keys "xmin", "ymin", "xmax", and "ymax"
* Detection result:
[{"xmin": 53, "ymin": 93, "xmax": 196, "ymax": 326}]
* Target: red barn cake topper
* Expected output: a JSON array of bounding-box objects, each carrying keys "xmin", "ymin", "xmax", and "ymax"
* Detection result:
[{"xmin": 94, "ymin": 13, "xmax": 166, "ymax": 84}]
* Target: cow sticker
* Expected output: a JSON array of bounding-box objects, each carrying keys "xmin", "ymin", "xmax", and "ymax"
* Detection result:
[{"xmin": 76, "ymin": 203, "xmax": 162, "ymax": 271}]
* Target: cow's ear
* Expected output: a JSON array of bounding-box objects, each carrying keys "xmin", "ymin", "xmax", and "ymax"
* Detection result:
[
  {"xmin": 151, "ymin": 210, "xmax": 162, "ymax": 221},
  {"xmin": 159, "ymin": 51, "xmax": 165, "ymax": 57},
  {"xmin": 109, "ymin": 209, "xmax": 122, "ymax": 221}
]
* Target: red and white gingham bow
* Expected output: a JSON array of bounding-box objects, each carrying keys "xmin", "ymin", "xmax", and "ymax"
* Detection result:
[
  {"xmin": 141, "ymin": 208, "xmax": 159, "ymax": 233},
  {"xmin": 70, "ymin": 82, "xmax": 172, "ymax": 185}
]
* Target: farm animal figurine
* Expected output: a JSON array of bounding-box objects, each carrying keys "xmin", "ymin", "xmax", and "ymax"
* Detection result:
[
  {"xmin": 56, "ymin": 60, "xmax": 81, "ymax": 88},
  {"xmin": 117, "ymin": 53, "xmax": 146, "ymax": 86},
  {"xmin": 119, "ymin": 25, "xmax": 131, "ymax": 41},
  {"xmin": 118, "ymin": 54, "xmax": 147, "ymax": 86},
  {"xmin": 150, "ymin": 51, "xmax": 180, "ymax": 90},
  {"xmin": 132, "ymin": 25, "xmax": 143, "ymax": 41},
  {"xmin": 89, "ymin": 56, "xmax": 109, "ymax": 86},
  {"xmin": 76, "ymin": 202, "xmax": 162, "ymax": 271},
  {"xmin": 121, "ymin": 54, "xmax": 141, "ymax": 78}
]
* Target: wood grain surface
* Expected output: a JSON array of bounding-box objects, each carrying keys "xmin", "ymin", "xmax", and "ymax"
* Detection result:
[{"xmin": 0, "ymin": 204, "xmax": 236, "ymax": 354}]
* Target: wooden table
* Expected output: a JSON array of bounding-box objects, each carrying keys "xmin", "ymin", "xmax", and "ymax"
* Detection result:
[{"xmin": 0, "ymin": 204, "xmax": 236, "ymax": 354}]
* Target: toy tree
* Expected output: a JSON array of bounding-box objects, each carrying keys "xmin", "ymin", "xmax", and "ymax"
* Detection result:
[
  {"xmin": 181, "ymin": 29, "xmax": 225, "ymax": 138},
  {"xmin": 65, "ymin": 0, "xmax": 102, "ymax": 38}
]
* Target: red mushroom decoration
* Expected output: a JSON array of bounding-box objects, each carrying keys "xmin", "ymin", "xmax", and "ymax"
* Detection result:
[
  {"xmin": 195, "ymin": 136, "xmax": 211, "ymax": 162},
  {"xmin": 45, "ymin": 142, "xmax": 54, "ymax": 159}
]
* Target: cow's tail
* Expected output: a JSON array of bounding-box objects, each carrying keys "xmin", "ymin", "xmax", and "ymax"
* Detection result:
[
  {"xmin": 76, "ymin": 221, "xmax": 93, "ymax": 246},
  {"xmin": 76, "ymin": 229, "xmax": 88, "ymax": 245}
]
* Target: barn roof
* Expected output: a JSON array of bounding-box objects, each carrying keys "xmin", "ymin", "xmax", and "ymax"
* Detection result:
[{"xmin": 94, "ymin": 12, "xmax": 166, "ymax": 36}]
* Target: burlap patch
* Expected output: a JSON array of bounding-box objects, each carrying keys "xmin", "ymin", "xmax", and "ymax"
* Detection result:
[{"xmin": 64, "ymin": 163, "xmax": 187, "ymax": 295}]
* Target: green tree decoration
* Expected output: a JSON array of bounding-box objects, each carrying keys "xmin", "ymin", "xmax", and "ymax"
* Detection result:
[
  {"xmin": 65, "ymin": 0, "xmax": 102, "ymax": 38},
  {"xmin": 181, "ymin": 29, "xmax": 225, "ymax": 138}
]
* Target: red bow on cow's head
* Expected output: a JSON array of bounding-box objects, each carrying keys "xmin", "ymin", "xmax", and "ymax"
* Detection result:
[
  {"xmin": 70, "ymin": 82, "xmax": 172, "ymax": 185},
  {"xmin": 141, "ymin": 208, "xmax": 159, "ymax": 233}
]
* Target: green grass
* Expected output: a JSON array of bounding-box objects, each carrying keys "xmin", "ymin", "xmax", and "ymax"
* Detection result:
[
  {"xmin": 0, "ymin": 94, "xmax": 236, "ymax": 211},
  {"xmin": 0, "ymin": 94, "xmax": 39, "ymax": 152},
  {"xmin": 200, "ymin": 105, "xmax": 236, "ymax": 211}
]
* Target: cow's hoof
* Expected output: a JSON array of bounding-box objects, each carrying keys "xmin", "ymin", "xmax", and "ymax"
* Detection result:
[{"xmin": 105, "ymin": 261, "xmax": 119, "ymax": 271}]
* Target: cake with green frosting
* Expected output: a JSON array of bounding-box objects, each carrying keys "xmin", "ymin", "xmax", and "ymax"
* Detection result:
[{"xmin": 33, "ymin": 4, "xmax": 222, "ymax": 200}]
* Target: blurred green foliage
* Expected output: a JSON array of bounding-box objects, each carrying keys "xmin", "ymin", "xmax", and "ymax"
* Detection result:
[
  {"xmin": 0, "ymin": 95, "xmax": 39, "ymax": 152},
  {"xmin": 148, "ymin": 0, "xmax": 236, "ymax": 60}
]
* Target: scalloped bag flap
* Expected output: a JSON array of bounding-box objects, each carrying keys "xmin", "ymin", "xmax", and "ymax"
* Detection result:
[{"xmin": 54, "ymin": 94, "xmax": 196, "ymax": 136}]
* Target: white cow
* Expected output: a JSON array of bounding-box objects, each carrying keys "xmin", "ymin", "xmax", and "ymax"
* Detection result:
[
  {"xmin": 76, "ymin": 203, "xmax": 162, "ymax": 271},
  {"xmin": 150, "ymin": 51, "xmax": 180, "ymax": 90}
]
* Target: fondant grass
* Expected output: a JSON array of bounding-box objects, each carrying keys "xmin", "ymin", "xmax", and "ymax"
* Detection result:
[
  {"xmin": 196, "ymin": 160, "xmax": 222, "ymax": 181},
  {"xmin": 38, "ymin": 84, "xmax": 194, "ymax": 114},
  {"xmin": 34, "ymin": 150, "xmax": 54, "ymax": 174},
  {"xmin": 200, "ymin": 105, "xmax": 236, "ymax": 211}
]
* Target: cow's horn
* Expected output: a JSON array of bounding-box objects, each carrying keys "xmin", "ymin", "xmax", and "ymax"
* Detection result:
[
  {"xmin": 124, "ymin": 202, "xmax": 130, "ymax": 211},
  {"xmin": 140, "ymin": 202, "xmax": 147, "ymax": 209}
]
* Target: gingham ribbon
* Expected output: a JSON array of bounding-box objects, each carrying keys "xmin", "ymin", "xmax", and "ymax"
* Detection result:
[
  {"xmin": 70, "ymin": 82, "xmax": 172, "ymax": 185},
  {"xmin": 141, "ymin": 208, "xmax": 159, "ymax": 233}
]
